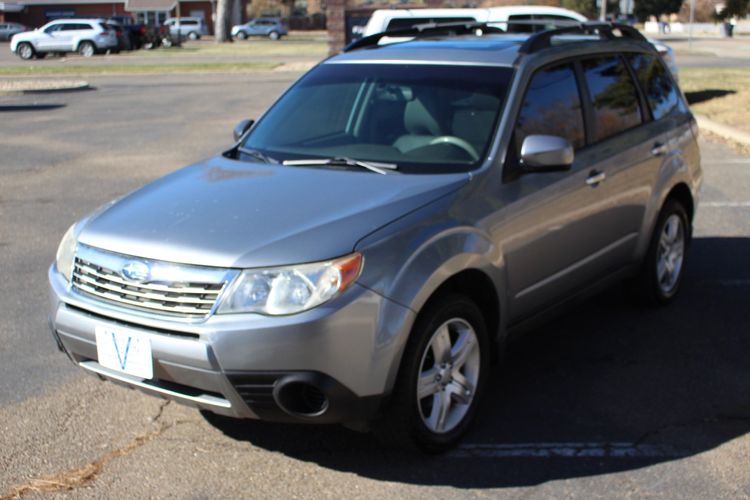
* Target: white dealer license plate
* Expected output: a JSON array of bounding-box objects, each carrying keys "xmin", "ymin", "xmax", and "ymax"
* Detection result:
[{"xmin": 95, "ymin": 326, "xmax": 153, "ymax": 379}]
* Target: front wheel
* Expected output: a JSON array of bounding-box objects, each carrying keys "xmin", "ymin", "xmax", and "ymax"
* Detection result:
[
  {"xmin": 17, "ymin": 42, "xmax": 35, "ymax": 60},
  {"xmin": 235, "ymin": 31, "xmax": 247, "ymax": 40},
  {"xmin": 628, "ymin": 198, "xmax": 690, "ymax": 305},
  {"xmin": 373, "ymin": 294, "xmax": 490, "ymax": 452},
  {"xmin": 78, "ymin": 41, "xmax": 95, "ymax": 57}
]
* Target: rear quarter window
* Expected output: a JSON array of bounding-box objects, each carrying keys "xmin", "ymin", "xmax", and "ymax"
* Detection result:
[
  {"xmin": 626, "ymin": 53, "xmax": 681, "ymax": 120},
  {"xmin": 582, "ymin": 55, "xmax": 643, "ymax": 142}
]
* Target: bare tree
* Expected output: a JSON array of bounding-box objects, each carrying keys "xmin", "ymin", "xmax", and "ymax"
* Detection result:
[{"xmin": 215, "ymin": 0, "xmax": 232, "ymax": 43}]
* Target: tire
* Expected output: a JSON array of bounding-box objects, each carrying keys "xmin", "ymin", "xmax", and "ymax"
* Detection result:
[
  {"xmin": 161, "ymin": 37, "xmax": 173, "ymax": 48},
  {"xmin": 17, "ymin": 42, "xmax": 35, "ymax": 60},
  {"xmin": 268, "ymin": 30, "xmax": 280, "ymax": 41},
  {"xmin": 78, "ymin": 41, "xmax": 95, "ymax": 57},
  {"xmin": 628, "ymin": 198, "xmax": 690, "ymax": 305},
  {"xmin": 373, "ymin": 294, "xmax": 490, "ymax": 453},
  {"xmin": 236, "ymin": 31, "xmax": 247, "ymax": 40},
  {"xmin": 187, "ymin": 31, "xmax": 199, "ymax": 40}
]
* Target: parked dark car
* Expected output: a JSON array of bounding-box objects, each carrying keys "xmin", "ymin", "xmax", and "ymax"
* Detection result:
[{"xmin": 106, "ymin": 16, "xmax": 145, "ymax": 49}]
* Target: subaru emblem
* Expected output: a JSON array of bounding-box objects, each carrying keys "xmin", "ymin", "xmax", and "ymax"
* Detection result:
[{"xmin": 121, "ymin": 261, "xmax": 150, "ymax": 282}]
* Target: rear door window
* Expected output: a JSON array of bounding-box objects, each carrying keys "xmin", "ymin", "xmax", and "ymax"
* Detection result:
[
  {"xmin": 582, "ymin": 55, "xmax": 643, "ymax": 142},
  {"xmin": 626, "ymin": 53, "xmax": 681, "ymax": 120},
  {"xmin": 515, "ymin": 63, "xmax": 585, "ymax": 153}
]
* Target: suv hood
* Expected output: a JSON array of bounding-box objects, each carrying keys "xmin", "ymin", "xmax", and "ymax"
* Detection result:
[{"xmin": 78, "ymin": 156, "xmax": 468, "ymax": 268}]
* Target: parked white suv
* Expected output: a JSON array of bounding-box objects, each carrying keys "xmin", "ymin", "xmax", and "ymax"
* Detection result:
[{"xmin": 10, "ymin": 18, "xmax": 117, "ymax": 59}]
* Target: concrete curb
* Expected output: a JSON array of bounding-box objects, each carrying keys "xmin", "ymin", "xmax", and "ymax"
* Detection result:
[
  {"xmin": 696, "ymin": 114, "xmax": 750, "ymax": 147},
  {"xmin": 0, "ymin": 80, "xmax": 90, "ymax": 96}
]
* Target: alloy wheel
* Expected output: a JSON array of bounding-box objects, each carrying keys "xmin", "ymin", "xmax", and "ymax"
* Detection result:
[
  {"xmin": 416, "ymin": 318, "xmax": 480, "ymax": 434},
  {"xmin": 656, "ymin": 213, "xmax": 685, "ymax": 294}
]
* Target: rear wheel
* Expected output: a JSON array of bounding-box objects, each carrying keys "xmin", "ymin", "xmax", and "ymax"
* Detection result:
[
  {"xmin": 628, "ymin": 198, "xmax": 690, "ymax": 305},
  {"xmin": 373, "ymin": 294, "xmax": 490, "ymax": 452},
  {"xmin": 268, "ymin": 30, "xmax": 280, "ymax": 41},
  {"xmin": 187, "ymin": 31, "xmax": 199, "ymax": 40},
  {"xmin": 78, "ymin": 41, "xmax": 95, "ymax": 57},
  {"xmin": 17, "ymin": 42, "xmax": 35, "ymax": 60}
]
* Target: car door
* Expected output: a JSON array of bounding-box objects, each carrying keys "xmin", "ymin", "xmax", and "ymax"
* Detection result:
[
  {"xmin": 573, "ymin": 54, "xmax": 662, "ymax": 271},
  {"xmin": 58, "ymin": 23, "xmax": 82, "ymax": 51},
  {"xmin": 493, "ymin": 60, "xmax": 643, "ymax": 323},
  {"xmin": 37, "ymin": 23, "xmax": 64, "ymax": 50}
]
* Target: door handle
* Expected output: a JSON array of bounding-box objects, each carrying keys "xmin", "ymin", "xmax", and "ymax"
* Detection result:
[
  {"xmin": 651, "ymin": 142, "xmax": 669, "ymax": 157},
  {"xmin": 586, "ymin": 170, "xmax": 606, "ymax": 187}
]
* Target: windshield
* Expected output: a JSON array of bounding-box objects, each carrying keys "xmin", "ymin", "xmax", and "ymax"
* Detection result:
[{"xmin": 240, "ymin": 63, "xmax": 513, "ymax": 173}]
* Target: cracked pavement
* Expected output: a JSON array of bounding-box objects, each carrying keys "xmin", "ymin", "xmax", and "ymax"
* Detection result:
[{"xmin": 1, "ymin": 69, "xmax": 749, "ymax": 498}]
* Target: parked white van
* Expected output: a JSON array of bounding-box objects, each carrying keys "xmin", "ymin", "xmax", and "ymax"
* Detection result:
[
  {"xmin": 362, "ymin": 6, "xmax": 587, "ymax": 37},
  {"xmin": 361, "ymin": 6, "xmax": 677, "ymax": 77}
]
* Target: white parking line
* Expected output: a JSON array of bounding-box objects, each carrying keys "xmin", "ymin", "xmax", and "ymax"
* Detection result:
[
  {"xmin": 700, "ymin": 201, "xmax": 750, "ymax": 207},
  {"xmin": 448, "ymin": 442, "xmax": 686, "ymax": 459},
  {"xmin": 697, "ymin": 279, "xmax": 750, "ymax": 288}
]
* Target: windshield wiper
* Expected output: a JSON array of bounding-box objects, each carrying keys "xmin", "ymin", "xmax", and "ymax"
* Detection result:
[
  {"xmin": 282, "ymin": 157, "xmax": 398, "ymax": 175},
  {"xmin": 238, "ymin": 147, "xmax": 278, "ymax": 164}
]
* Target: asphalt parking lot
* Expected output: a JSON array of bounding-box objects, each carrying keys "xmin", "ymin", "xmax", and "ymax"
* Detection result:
[{"xmin": 1, "ymin": 67, "xmax": 749, "ymax": 497}]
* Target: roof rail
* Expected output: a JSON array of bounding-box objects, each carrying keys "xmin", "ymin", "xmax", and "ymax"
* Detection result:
[
  {"xmin": 518, "ymin": 21, "xmax": 648, "ymax": 54},
  {"xmin": 344, "ymin": 21, "xmax": 504, "ymax": 52}
]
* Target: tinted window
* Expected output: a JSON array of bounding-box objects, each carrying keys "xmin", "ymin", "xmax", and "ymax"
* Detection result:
[
  {"xmin": 626, "ymin": 53, "xmax": 680, "ymax": 120},
  {"xmin": 582, "ymin": 56, "xmax": 642, "ymax": 142},
  {"xmin": 515, "ymin": 63, "xmax": 585, "ymax": 152},
  {"xmin": 44, "ymin": 24, "xmax": 63, "ymax": 33},
  {"xmin": 386, "ymin": 17, "xmax": 476, "ymax": 31},
  {"xmin": 507, "ymin": 14, "xmax": 533, "ymax": 33}
]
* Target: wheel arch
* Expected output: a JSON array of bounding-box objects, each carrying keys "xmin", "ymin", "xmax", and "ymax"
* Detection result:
[{"xmin": 665, "ymin": 182, "xmax": 695, "ymax": 223}]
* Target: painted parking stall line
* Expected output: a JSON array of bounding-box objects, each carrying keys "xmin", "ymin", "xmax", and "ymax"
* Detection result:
[
  {"xmin": 447, "ymin": 442, "xmax": 688, "ymax": 459},
  {"xmin": 700, "ymin": 201, "xmax": 750, "ymax": 207}
]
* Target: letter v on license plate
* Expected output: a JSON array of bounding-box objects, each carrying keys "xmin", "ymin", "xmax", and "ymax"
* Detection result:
[{"xmin": 95, "ymin": 326, "xmax": 153, "ymax": 379}]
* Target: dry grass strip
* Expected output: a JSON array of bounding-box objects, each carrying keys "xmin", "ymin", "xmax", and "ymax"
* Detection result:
[{"xmin": 1, "ymin": 423, "xmax": 168, "ymax": 499}]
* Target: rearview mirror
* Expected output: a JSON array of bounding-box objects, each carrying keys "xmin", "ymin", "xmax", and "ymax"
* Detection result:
[
  {"xmin": 520, "ymin": 135, "xmax": 574, "ymax": 172},
  {"xmin": 233, "ymin": 119, "xmax": 254, "ymax": 142}
]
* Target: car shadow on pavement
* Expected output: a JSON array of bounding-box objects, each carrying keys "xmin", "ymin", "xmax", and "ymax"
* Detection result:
[
  {"xmin": 0, "ymin": 104, "xmax": 67, "ymax": 112},
  {"xmin": 685, "ymin": 89, "xmax": 736, "ymax": 105},
  {"xmin": 203, "ymin": 236, "xmax": 750, "ymax": 488}
]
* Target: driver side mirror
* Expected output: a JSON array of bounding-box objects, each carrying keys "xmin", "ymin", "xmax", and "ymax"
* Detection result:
[
  {"xmin": 520, "ymin": 135, "xmax": 574, "ymax": 172},
  {"xmin": 233, "ymin": 119, "xmax": 254, "ymax": 142}
]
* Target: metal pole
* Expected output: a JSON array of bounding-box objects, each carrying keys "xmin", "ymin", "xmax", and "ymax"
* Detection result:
[
  {"xmin": 600, "ymin": 0, "xmax": 607, "ymax": 21},
  {"xmin": 688, "ymin": 0, "xmax": 695, "ymax": 50}
]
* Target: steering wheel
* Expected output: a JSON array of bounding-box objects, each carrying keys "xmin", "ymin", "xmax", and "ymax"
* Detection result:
[{"xmin": 428, "ymin": 136, "xmax": 479, "ymax": 162}]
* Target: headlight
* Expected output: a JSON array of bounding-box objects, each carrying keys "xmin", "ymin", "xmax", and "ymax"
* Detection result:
[
  {"xmin": 55, "ymin": 223, "xmax": 77, "ymax": 282},
  {"xmin": 218, "ymin": 253, "xmax": 363, "ymax": 315}
]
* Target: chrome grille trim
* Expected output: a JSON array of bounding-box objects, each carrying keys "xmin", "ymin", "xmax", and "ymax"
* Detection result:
[{"xmin": 71, "ymin": 245, "xmax": 237, "ymax": 318}]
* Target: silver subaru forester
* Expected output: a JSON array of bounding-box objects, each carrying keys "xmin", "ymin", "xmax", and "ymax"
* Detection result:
[{"xmin": 48, "ymin": 22, "xmax": 701, "ymax": 452}]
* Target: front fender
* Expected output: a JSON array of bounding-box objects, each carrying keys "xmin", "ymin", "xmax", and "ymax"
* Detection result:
[{"xmin": 355, "ymin": 194, "xmax": 507, "ymax": 391}]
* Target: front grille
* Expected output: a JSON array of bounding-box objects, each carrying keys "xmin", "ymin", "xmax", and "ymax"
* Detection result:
[{"xmin": 71, "ymin": 245, "xmax": 234, "ymax": 318}]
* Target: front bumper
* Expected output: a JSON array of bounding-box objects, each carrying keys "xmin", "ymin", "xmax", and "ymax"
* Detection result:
[{"xmin": 48, "ymin": 264, "xmax": 414, "ymax": 423}]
